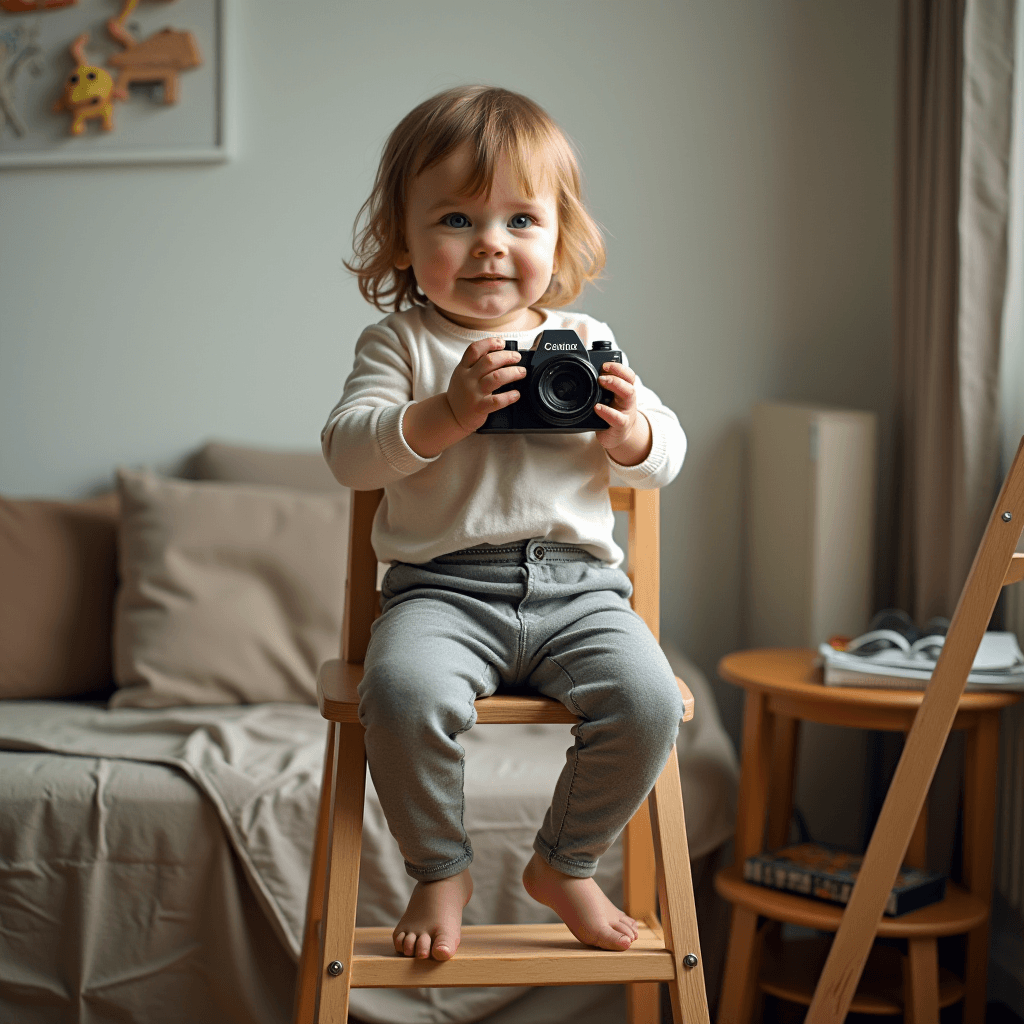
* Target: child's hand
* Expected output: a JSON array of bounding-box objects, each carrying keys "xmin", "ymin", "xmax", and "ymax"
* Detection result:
[
  {"xmin": 446, "ymin": 337, "xmax": 526, "ymax": 434},
  {"xmin": 595, "ymin": 362, "xmax": 653, "ymax": 466}
]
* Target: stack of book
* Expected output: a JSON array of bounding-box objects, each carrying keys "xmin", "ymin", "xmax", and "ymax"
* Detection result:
[
  {"xmin": 743, "ymin": 842, "xmax": 946, "ymax": 917},
  {"xmin": 818, "ymin": 616, "xmax": 1024, "ymax": 691}
]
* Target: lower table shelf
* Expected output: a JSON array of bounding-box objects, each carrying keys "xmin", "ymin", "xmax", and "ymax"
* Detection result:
[
  {"xmin": 760, "ymin": 935, "xmax": 964, "ymax": 1014},
  {"xmin": 714, "ymin": 864, "xmax": 988, "ymax": 938}
]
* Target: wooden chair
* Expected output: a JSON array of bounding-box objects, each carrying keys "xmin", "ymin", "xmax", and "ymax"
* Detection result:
[
  {"xmin": 293, "ymin": 486, "xmax": 711, "ymax": 1024},
  {"xmin": 802, "ymin": 437, "xmax": 1024, "ymax": 1023}
]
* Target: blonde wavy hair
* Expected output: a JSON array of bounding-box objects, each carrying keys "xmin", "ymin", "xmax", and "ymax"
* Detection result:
[{"xmin": 347, "ymin": 86, "xmax": 605, "ymax": 312}]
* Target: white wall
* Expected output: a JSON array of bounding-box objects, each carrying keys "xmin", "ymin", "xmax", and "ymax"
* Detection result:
[{"xmin": 0, "ymin": 2, "xmax": 897, "ymax": 746}]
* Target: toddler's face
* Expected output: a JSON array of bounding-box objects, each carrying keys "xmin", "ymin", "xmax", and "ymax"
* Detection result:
[{"xmin": 396, "ymin": 143, "xmax": 559, "ymax": 332}]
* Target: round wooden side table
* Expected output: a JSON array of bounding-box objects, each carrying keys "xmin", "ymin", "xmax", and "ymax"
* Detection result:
[{"xmin": 713, "ymin": 648, "xmax": 1019, "ymax": 1024}]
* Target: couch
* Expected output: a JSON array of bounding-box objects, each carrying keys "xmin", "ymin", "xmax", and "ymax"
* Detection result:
[{"xmin": 0, "ymin": 442, "xmax": 739, "ymax": 1024}]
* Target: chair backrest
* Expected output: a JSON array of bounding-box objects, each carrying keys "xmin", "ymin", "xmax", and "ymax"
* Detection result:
[
  {"xmin": 805, "ymin": 436, "xmax": 1024, "ymax": 1023},
  {"xmin": 342, "ymin": 487, "xmax": 660, "ymax": 664}
]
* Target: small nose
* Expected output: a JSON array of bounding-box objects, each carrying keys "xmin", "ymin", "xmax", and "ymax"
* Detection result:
[{"xmin": 473, "ymin": 223, "xmax": 507, "ymax": 258}]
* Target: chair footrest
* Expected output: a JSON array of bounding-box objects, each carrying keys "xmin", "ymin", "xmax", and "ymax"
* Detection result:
[{"xmin": 345, "ymin": 922, "xmax": 677, "ymax": 987}]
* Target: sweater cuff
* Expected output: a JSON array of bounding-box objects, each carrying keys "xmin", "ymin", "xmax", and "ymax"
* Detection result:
[
  {"xmin": 377, "ymin": 402, "xmax": 440, "ymax": 475},
  {"xmin": 606, "ymin": 414, "xmax": 668, "ymax": 484}
]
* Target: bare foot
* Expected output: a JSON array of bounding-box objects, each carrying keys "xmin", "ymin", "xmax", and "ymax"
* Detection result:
[
  {"xmin": 522, "ymin": 852, "xmax": 639, "ymax": 951},
  {"xmin": 393, "ymin": 869, "xmax": 474, "ymax": 961}
]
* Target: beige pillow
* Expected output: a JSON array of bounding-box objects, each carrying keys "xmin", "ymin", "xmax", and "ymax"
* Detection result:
[
  {"xmin": 190, "ymin": 440, "xmax": 341, "ymax": 493},
  {"xmin": 111, "ymin": 470, "xmax": 349, "ymax": 708},
  {"xmin": 0, "ymin": 493, "xmax": 119, "ymax": 700}
]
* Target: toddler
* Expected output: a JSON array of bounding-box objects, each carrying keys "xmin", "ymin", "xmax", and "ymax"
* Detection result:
[{"xmin": 322, "ymin": 85, "xmax": 687, "ymax": 962}]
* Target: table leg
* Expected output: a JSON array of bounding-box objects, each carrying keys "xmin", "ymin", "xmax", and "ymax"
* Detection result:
[
  {"xmin": 716, "ymin": 906, "xmax": 763, "ymax": 1024},
  {"xmin": 902, "ymin": 936, "xmax": 940, "ymax": 1024},
  {"xmin": 905, "ymin": 789, "xmax": 929, "ymax": 871},
  {"xmin": 962, "ymin": 712, "xmax": 1000, "ymax": 1024},
  {"xmin": 718, "ymin": 691, "xmax": 773, "ymax": 1023},
  {"xmin": 766, "ymin": 715, "xmax": 799, "ymax": 850},
  {"xmin": 733, "ymin": 690, "xmax": 774, "ymax": 861}
]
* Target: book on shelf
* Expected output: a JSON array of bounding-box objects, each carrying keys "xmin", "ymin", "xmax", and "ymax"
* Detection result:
[
  {"xmin": 743, "ymin": 842, "xmax": 946, "ymax": 917},
  {"xmin": 818, "ymin": 630, "xmax": 1024, "ymax": 691}
]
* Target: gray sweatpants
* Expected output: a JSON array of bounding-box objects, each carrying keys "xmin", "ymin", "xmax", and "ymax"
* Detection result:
[{"xmin": 358, "ymin": 539, "xmax": 684, "ymax": 883}]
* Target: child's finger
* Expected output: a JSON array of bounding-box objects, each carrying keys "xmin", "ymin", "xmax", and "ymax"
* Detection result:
[
  {"xmin": 601, "ymin": 362, "xmax": 636, "ymax": 384},
  {"xmin": 594, "ymin": 403, "xmax": 629, "ymax": 427},
  {"xmin": 487, "ymin": 388, "xmax": 520, "ymax": 408},
  {"xmin": 474, "ymin": 349, "xmax": 522, "ymax": 380},
  {"xmin": 481, "ymin": 364, "xmax": 527, "ymax": 394},
  {"xmin": 599, "ymin": 375, "xmax": 635, "ymax": 403},
  {"xmin": 462, "ymin": 336, "xmax": 507, "ymax": 368}
]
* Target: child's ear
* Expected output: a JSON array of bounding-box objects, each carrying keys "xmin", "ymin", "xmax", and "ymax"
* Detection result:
[{"xmin": 395, "ymin": 248, "xmax": 412, "ymax": 271}]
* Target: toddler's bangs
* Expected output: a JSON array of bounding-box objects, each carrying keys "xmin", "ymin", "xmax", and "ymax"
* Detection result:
[{"xmin": 413, "ymin": 102, "xmax": 572, "ymax": 202}]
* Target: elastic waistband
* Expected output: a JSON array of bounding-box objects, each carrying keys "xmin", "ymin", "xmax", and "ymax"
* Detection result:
[{"xmin": 432, "ymin": 539, "xmax": 598, "ymax": 565}]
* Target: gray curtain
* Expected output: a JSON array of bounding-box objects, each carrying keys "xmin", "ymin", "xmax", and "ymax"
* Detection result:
[{"xmin": 891, "ymin": 0, "xmax": 1016, "ymax": 622}]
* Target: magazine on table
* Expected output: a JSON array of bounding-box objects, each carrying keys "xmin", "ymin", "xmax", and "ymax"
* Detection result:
[{"xmin": 818, "ymin": 611, "xmax": 1024, "ymax": 691}]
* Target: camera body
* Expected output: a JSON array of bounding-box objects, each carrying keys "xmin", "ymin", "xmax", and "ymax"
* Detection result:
[{"xmin": 477, "ymin": 330, "xmax": 622, "ymax": 433}]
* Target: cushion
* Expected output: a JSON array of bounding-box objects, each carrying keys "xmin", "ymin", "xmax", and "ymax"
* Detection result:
[
  {"xmin": 190, "ymin": 440, "xmax": 341, "ymax": 494},
  {"xmin": 0, "ymin": 493, "xmax": 119, "ymax": 700},
  {"xmin": 111, "ymin": 470, "xmax": 349, "ymax": 708}
]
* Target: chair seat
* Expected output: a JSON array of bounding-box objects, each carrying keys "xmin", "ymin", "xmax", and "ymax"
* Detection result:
[
  {"xmin": 317, "ymin": 659, "xmax": 695, "ymax": 725},
  {"xmin": 346, "ymin": 921, "xmax": 676, "ymax": 988}
]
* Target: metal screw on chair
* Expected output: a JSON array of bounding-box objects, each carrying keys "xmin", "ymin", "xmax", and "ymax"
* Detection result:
[
  {"xmin": 1002, "ymin": 511, "xmax": 1013, "ymax": 522},
  {"xmin": 327, "ymin": 960, "xmax": 344, "ymax": 976},
  {"xmin": 683, "ymin": 953, "xmax": 699, "ymax": 968}
]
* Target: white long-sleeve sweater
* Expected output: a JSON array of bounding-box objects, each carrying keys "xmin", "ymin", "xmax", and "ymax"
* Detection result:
[{"xmin": 321, "ymin": 304, "xmax": 686, "ymax": 567}]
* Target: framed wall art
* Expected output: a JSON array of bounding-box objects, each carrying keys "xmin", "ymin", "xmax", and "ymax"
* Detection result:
[{"xmin": 0, "ymin": 0, "xmax": 229, "ymax": 167}]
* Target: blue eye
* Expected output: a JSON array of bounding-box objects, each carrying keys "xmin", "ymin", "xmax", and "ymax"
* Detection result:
[
  {"xmin": 509, "ymin": 214, "xmax": 534, "ymax": 229},
  {"xmin": 442, "ymin": 213, "xmax": 470, "ymax": 228}
]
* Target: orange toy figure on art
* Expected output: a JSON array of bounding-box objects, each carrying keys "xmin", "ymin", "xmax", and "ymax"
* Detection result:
[
  {"xmin": 52, "ymin": 34, "xmax": 117, "ymax": 135},
  {"xmin": 106, "ymin": 0, "xmax": 202, "ymax": 105}
]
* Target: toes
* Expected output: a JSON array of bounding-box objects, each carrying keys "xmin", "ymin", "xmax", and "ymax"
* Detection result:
[
  {"xmin": 415, "ymin": 932, "xmax": 432, "ymax": 959},
  {"xmin": 433, "ymin": 926, "xmax": 461, "ymax": 961},
  {"xmin": 393, "ymin": 930, "xmax": 406, "ymax": 954},
  {"xmin": 605, "ymin": 922, "xmax": 635, "ymax": 948},
  {"xmin": 403, "ymin": 931, "xmax": 421, "ymax": 957}
]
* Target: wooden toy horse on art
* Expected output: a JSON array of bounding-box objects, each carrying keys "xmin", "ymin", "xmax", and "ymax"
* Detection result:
[
  {"xmin": 107, "ymin": 0, "xmax": 201, "ymax": 105},
  {"xmin": 52, "ymin": 33, "xmax": 117, "ymax": 135}
]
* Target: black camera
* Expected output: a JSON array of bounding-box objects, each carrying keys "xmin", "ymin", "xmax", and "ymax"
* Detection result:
[{"xmin": 477, "ymin": 330, "xmax": 622, "ymax": 433}]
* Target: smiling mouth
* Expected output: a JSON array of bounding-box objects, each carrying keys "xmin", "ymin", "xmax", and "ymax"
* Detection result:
[{"xmin": 465, "ymin": 275, "xmax": 512, "ymax": 283}]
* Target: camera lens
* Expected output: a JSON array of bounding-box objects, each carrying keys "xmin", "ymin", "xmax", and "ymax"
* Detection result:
[{"xmin": 530, "ymin": 357, "xmax": 600, "ymax": 427}]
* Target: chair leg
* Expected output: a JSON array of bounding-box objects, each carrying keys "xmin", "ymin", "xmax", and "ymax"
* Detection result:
[
  {"xmin": 902, "ymin": 937, "xmax": 940, "ymax": 1024},
  {"xmin": 314, "ymin": 723, "xmax": 368, "ymax": 1024},
  {"xmin": 624, "ymin": 797, "xmax": 660, "ymax": 1024},
  {"xmin": 294, "ymin": 724, "xmax": 338, "ymax": 1024},
  {"xmin": 649, "ymin": 744, "xmax": 710, "ymax": 1024}
]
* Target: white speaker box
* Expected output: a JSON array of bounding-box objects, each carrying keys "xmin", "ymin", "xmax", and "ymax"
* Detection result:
[{"xmin": 749, "ymin": 402, "xmax": 877, "ymax": 648}]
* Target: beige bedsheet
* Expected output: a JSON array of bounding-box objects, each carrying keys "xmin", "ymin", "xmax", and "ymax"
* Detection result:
[{"xmin": 0, "ymin": 647, "xmax": 737, "ymax": 1024}]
